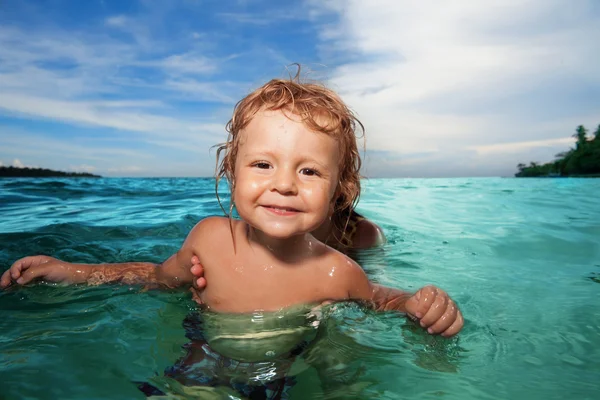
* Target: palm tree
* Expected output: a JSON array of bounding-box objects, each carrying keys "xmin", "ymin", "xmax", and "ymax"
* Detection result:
[{"xmin": 573, "ymin": 125, "xmax": 588, "ymax": 150}]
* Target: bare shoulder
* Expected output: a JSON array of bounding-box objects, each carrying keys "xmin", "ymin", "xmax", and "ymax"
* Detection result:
[
  {"xmin": 184, "ymin": 216, "xmax": 237, "ymax": 252},
  {"xmin": 353, "ymin": 218, "xmax": 386, "ymax": 249},
  {"xmin": 188, "ymin": 216, "xmax": 240, "ymax": 240},
  {"xmin": 319, "ymin": 246, "xmax": 371, "ymax": 298},
  {"xmin": 190, "ymin": 215, "xmax": 229, "ymax": 233}
]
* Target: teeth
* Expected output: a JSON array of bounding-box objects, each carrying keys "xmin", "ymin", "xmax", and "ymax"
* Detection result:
[{"xmin": 270, "ymin": 206, "xmax": 294, "ymax": 211}]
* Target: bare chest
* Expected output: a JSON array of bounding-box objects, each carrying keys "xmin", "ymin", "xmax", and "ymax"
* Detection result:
[{"xmin": 198, "ymin": 253, "xmax": 342, "ymax": 313}]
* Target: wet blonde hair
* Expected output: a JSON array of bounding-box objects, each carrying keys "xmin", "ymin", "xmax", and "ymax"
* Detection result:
[{"xmin": 215, "ymin": 69, "xmax": 364, "ymax": 229}]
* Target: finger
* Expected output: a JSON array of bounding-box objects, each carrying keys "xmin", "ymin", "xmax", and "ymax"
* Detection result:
[
  {"xmin": 17, "ymin": 265, "xmax": 49, "ymax": 285},
  {"xmin": 404, "ymin": 293, "xmax": 420, "ymax": 319},
  {"xmin": 427, "ymin": 299, "xmax": 458, "ymax": 334},
  {"xmin": 10, "ymin": 257, "xmax": 31, "ymax": 280},
  {"xmin": 191, "ymin": 255, "xmax": 200, "ymax": 265},
  {"xmin": 420, "ymin": 292, "xmax": 449, "ymax": 329},
  {"xmin": 1, "ymin": 269, "xmax": 13, "ymax": 288},
  {"xmin": 442, "ymin": 311, "xmax": 464, "ymax": 337},
  {"xmin": 10, "ymin": 256, "xmax": 46, "ymax": 280},
  {"xmin": 195, "ymin": 277, "xmax": 206, "ymax": 289},
  {"xmin": 190, "ymin": 264, "xmax": 203, "ymax": 276},
  {"xmin": 414, "ymin": 286, "xmax": 438, "ymax": 319},
  {"xmin": 189, "ymin": 287, "xmax": 203, "ymax": 304}
]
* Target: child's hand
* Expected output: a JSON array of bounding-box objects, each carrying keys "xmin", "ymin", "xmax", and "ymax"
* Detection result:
[
  {"xmin": 0, "ymin": 256, "xmax": 90, "ymax": 288},
  {"xmin": 190, "ymin": 255, "xmax": 207, "ymax": 290},
  {"xmin": 405, "ymin": 285, "xmax": 463, "ymax": 337}
]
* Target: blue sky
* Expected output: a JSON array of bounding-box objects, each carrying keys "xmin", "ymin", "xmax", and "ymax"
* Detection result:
[{"xmin": 0, "ymin": 0, "xmax": 599, "ymax": 177}]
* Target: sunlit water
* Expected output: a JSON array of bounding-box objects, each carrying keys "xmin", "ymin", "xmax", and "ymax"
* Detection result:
[{"xmin": 1, "ymin": 177, "xmax": 599, "ymax": 399}]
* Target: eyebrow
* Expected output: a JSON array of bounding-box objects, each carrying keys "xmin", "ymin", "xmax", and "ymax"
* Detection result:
[{"xmin": 242, "ymin": 150, "xmax": 330, "ymax": 170}]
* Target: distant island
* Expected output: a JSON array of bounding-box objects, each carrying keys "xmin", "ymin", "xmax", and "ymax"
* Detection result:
[
  {"xmin": 516, "ymin": 124, "xmax": 600, "ymax": 177},
  {"xmin": 0, "ymin": 166, "xmax": 101, "ymax": 178}
]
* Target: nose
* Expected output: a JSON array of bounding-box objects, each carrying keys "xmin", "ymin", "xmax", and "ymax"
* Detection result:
[{"xmin": 271, "ymin": 167, "xmax": 297, "ymax": 195}]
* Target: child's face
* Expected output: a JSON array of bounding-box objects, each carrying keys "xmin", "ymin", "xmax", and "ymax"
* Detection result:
[{"xmin": 233, "ymin": 109, "xmax": 340, "ymax": 239}]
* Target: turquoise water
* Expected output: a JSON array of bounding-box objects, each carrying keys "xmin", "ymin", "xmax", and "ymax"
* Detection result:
[{"xmin": 1, "ymin": 177, "xmax": 599, "ymax": 399}]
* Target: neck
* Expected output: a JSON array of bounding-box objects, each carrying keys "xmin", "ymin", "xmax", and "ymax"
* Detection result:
[
  {"xmin": 246, "ymin": 226, "xmax": 318, "ymax": 262},
  {"xmin": 311, "ymin": 217, "xmax": 334, "ymax": 243}
]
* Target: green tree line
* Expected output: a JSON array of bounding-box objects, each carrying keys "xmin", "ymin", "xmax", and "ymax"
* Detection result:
[
  {"xmin": 0, "ymin": 166, "xmax": 101, "ymax": 178},
  {"xmin": 516, "ymin": 124, "xmax": 600, "ymax": 177}
]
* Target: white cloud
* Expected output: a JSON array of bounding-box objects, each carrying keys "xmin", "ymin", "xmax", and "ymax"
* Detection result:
[
  {"xmin": 0, "ymin": 126, "xmax": 219, "ymax": 177},
  {"xmin": 69, "ymin": 165, "xmax": 97, "ymax": 173},
  {"xmin": 0, "ymin": 92, "xmax": 225, "ymax": 140},
  {"xmin": 309, "ymin": 0, "xmax": 600, "ymax": 176},
  {"xmin": 0, "ymin": 21, "xmax": 239, "ymax": 174},
  {"xmin": 468, "ymin": 137, "xmax": 574, "ymax": 155},
  {"xmin": 12, "ymin": 159, "xmax": 27, "ymax": 168},
  {"xmin": 107, "ymin": 166, "xmax": 143, "ymax": 173},
  {"xmin": 161, "ymin": 53, "xmax": 217, "ymax": 75},
  {"xmin": 105, "ymin": 15, "xmax": 128, "ymax": 27}
]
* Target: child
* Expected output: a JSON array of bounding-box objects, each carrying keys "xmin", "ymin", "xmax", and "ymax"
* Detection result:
[{"xmin": 1, "ymin": 76, "xmax": 463, "ymax": 396}]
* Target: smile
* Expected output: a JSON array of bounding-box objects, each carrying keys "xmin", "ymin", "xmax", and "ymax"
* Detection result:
[{"xmin": 261, "ymin": 205, "xmax": 301, "ymax": 216}]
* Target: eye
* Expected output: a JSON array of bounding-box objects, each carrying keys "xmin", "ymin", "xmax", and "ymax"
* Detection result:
[
  {"xmin": 252, "ymin": 161, "xmax": 271, "ymax": 169},
  {"xmin": 300, "ymin": 168, "xmax": 320, "ymax": 177}
]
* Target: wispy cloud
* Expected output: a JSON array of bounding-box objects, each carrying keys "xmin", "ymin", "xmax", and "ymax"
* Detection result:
[
  {"xmin": 0, "ymin": 9, "xmax": 236, "ymax": 176},
  {"xmin": 468, "ymin": 137, "xmax": 575, "ymax": 155},
  {"xmin": 105, "ymin": 15, "xmax": 128, "ymax": 27},
  {"xmin": 161, "ymin": 53, "xmax": 218, "ymax": 75},
  {"xmin": 308, "ymin": 0, "xmax": 600, "ymax": 176},
  {"xmin": 69, "ymin": 164, "xmax": 98, "ymax": 173}
]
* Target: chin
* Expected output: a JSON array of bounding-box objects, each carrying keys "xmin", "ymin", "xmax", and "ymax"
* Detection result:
[
  {"xmin": 259, "ymin": 227, "xmax": 307, "ymax": 239},
  {"xmin": 252, "ymin": 221, "xmax": 317, "ymax": 239}
]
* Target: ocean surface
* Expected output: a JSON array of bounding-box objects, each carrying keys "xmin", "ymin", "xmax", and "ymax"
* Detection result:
[{"xmin": 0, "ymin": 177, "xmax": 599, "ymax": 400}]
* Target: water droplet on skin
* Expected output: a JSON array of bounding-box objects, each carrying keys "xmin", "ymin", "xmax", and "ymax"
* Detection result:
[
  {"xmin": 307, "ymin": 240, "xmax": 314, "ymax": 254},
  {"xmin": 234, "ymin": 263, "xmax": 245, "ymax": 273}
]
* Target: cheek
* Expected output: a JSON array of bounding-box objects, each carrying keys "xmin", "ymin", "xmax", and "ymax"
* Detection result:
[
  {"xmin": 234, "ymin": 171, "xmax": 265, "ymax": 200},
  {"xmin": 302, "ymin": 182, "xmax": 334, "ymax": 206},
  {"xmin": 243, "ymin": 174, "xmax": 264, "ymax": 192}
]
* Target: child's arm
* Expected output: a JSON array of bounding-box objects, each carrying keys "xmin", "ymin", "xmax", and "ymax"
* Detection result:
[
  {"xmin": 1, "ymin": 250, "xmax": 192, "ymax": 290},
  {"xmin": 0, "ymin": 255, "xmax": 166, "ymax": 288},
  {"xmin": 343, "ymin": 258, "xmax": 463, "ymax": 337},
  {"xmin": 0, "ymin": 217, "xmax": 219, "ymax": 290}
]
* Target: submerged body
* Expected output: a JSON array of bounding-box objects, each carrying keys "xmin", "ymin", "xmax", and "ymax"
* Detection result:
[
  {"xmin": 139, "ymin": 305, "xmax": 323, "ymax": 399},
  {"xmin": 201, "ymin": 303, "xmax": 321, "ymax": 363}
]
